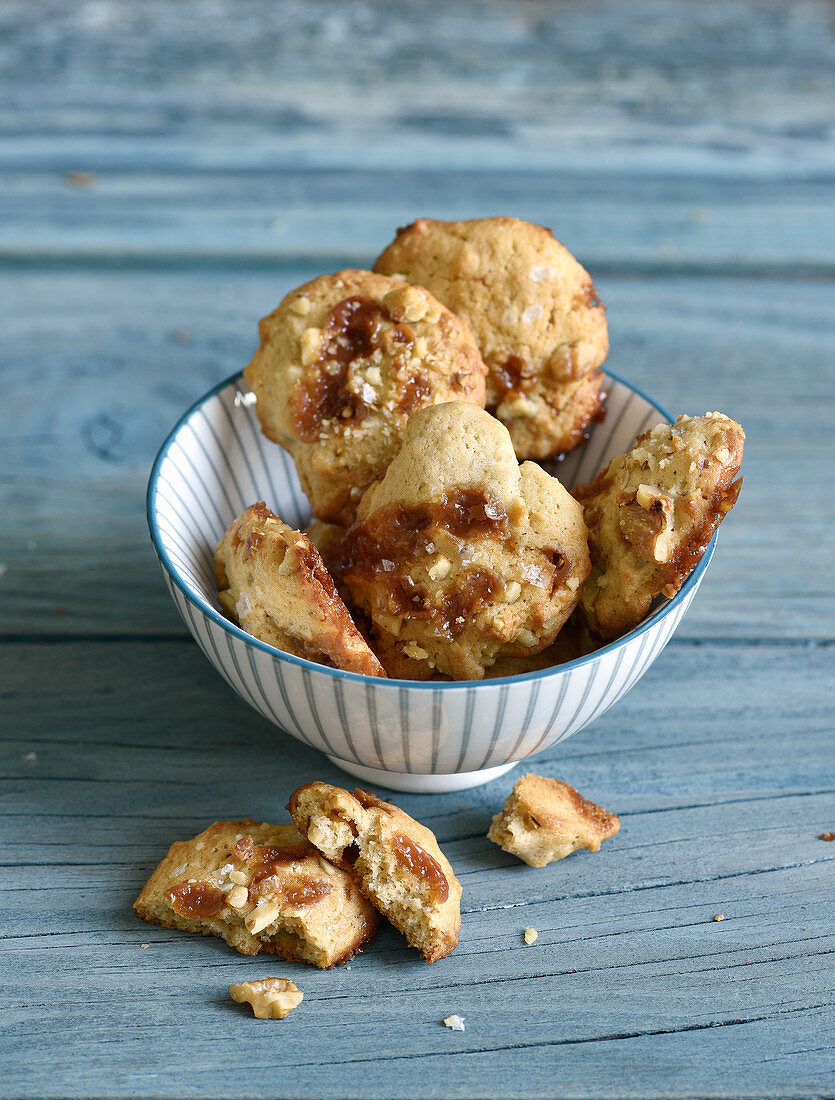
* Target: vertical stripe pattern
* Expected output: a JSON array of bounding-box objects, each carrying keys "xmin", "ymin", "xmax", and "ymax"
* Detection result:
[{"xmin": 150, "ymin": 372, "xmax": 712, "ymax": 779}]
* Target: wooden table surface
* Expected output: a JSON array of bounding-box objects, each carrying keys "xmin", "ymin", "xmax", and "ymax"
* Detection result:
[{"xmin": 4, "ymin": 2, "xmax": 834, "ymax": 1097}]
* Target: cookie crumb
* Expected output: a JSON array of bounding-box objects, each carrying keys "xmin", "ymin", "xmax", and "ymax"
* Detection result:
[
  {"xmin": 713, "ymin": 914, "xmax": 725, "ymax": 922},
  {"xmin": 488, "ymin": 774, "xmax": 619, "ymax": 866},
  {"xmin": 818, "ymin": 832, "xmax": 835, "ymax": 842},
  {"xmin": 443, "ymin": 1015, "xmax": 466, "ymax": 1032},
  {"xmin": 173, "ymin": 329, "xmax": 190, "ymax": 344},
  {"xmin": 140, "ymin": 943, "xmax": 149, "ymax": 949},
  {"xmin": 66, "ymin": 170, "xmax": 95, "ymax": 188},
  {"xmin": 523, "ymin": 927, "xmax": 538, "ymax": 945},
  {"xmin": 22, "ymin": 751, "xmax": 37, "ymax": 761}
]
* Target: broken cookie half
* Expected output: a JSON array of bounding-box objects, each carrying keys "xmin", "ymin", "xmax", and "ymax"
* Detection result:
[
  {"xmin": 215, "ymin": 502, "xmax": 385, "ymax": 677},
  {"xmin": 573, "ymin": 412, "xmax": 745, "ymax": 639},
  {"xmin": 488, "ymin": 773, "xmax": 620, "ymax": 867},
  {"xmin": 133, "ymin": 819, "xmax": 379, "ymax": 968},
  {"xmin": 288, "ymin": 782, "xmax": 462, "ymax": 963}
]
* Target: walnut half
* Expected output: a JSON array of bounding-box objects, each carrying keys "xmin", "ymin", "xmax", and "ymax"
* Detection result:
[{"xmin": 228, "ymin": 978, "xmax": 303, "ymax": 1020}]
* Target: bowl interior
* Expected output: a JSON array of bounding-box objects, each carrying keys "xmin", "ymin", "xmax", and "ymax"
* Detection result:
[{"xmin": 149, "ymin": 371, "xmax": 671, "ymax": 670}]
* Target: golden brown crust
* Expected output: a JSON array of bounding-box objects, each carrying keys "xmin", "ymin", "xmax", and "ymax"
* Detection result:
[
  {"xmin": 288, "ymin": 782, "xmax": 462, "ymax": 963},
  {"xmin": 215, "ymin": 502, "xmax": 385, "ymax": 677},
  {"xmin": 573, "ymin": 412, "xmax": 745, "ymax": 639},
  {"xmin": 244, "ymin": 269, "xmax": 487, "ymax": 525},
  {"xmin": 374, "ymin": 218, "xmax": 608, "ymax": 458},
  {"xmin": 133, "ymin": 819, "xmax": 379, "ymax": 967},
  {"xmin": 341, "ymin": 402, "xmax": 591, "ymax": 680},
  {"xmin": 487, "ymin": 774, "xmax": 620, "ymax": 867}
]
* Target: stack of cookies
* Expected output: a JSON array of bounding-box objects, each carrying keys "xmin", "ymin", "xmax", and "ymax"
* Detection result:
[
  {"xmin": 134, "ymin": 783, "xmax": 463, "ymax": 967},
  {"xmin": 215, "ymin": 217, "xmax": 744, "ymax": 681}
]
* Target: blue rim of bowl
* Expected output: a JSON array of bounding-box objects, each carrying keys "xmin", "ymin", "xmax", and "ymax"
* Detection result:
[{"xmin": 147, "ymin": 370, "xmax": 716, "ymax": 688}]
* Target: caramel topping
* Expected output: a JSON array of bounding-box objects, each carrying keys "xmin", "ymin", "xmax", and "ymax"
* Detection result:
[
  {"xmin": 166, "ymin": 881, "xmax": 225, "ymax": 919},
  {"xmin": 242, "ymin": 531, "xmax": 263, "ymax": 561},
  {"xmin": 250, "ymin": 843, "xmax": 311, "ymax": 880},
  {"xmin": 346, "ymin": 488, "xmax": 511, "ymax": 561},
  {"xmin": 392, "ymin": 834, "xmax": 449, "ymax": 902},
  {"xmin": 343, "ymin": 489, "xmax": 512, "ymax": 639},
  {"xmin": 290, "ymin": 296, "xmax": 414, "ymax": 442},
  {"xmin": 398, "ymin": 372, "xmax": 430, "ymax": 414},
  {"xmin": 232, "ymin": 835, "xmax": 254, "ymax": 861},
  {"xmin": 489, "ymin": 354, "xmax": 537, "ymax": 404},
  {"xmin": 354, "ymin": 788, "xmax": 392, "ymax": 811},
  {"xmin": 550, "ymin": 550, "xmax": 571, "ymax": 592},
  {"xmin": 660, "ymin": 475, "xmax": 743, "ymax": 596},
  {"xmin": 282, "ymin": 880, "xmax": 331, "ymax": 908}
]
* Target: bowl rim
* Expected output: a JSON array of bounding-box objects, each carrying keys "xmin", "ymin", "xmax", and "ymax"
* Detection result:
[{"xmin": 147, "ymin": 369, "xmax": 716, "ymax": 689}]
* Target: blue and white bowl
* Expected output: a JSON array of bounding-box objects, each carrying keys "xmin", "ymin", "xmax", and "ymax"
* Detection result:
[{"xmin": 147, "ymin": 372, "xmax": 715, "ymax": 792}]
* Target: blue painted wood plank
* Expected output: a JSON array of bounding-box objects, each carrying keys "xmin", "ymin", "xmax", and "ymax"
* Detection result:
[
  {"xmin": 3, "ymin": 170, "xmax": 834, "ymax": 272},
  {"xmin": 0, "ymin": 1, "xmax": 833, "ymax": 179},
  {"xmin": 2, "ymin": 642, "xmax": 833, "ymax": 1098}
]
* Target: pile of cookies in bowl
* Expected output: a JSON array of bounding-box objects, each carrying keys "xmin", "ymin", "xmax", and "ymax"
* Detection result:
[{"xmin": 215, "ymin": 216, "xmax": 744, "ymax": 683}]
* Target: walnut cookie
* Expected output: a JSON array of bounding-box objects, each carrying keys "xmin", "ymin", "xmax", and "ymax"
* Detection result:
[
  {"xmin": 244, "ymin": 269, "xmax": 487, "ymax": 526},
  {"xmin": 374, "ymin": 217, "xmax": 608, "ymax": 460},
  {"xmin": 288, "ymin": 783, "xmax": 462, "ymax": 964},
  {"xmin": 215, "ymin": 502, "xmax": 385, "ymax": 677},
  {"xmin": 133, "ymin": 819, "xmax": 379, "ymax": 968},
  {"xmin": 341, "ymin": 401, "xmax": 591, "ymax": 681},
  {"xmin": 573, "ymin": 412, "xmax": 745, "ymax": 639}
]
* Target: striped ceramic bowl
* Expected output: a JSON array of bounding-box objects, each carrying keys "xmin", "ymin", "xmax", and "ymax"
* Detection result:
[{"xmin": 147, "ymin": 372, "xmax": 715, "ymax": 792}]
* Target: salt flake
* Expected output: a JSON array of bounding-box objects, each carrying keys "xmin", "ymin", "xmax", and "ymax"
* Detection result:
[{"xmin": 530, "ymin": 264, "xmax": 555, "ymax": 282}]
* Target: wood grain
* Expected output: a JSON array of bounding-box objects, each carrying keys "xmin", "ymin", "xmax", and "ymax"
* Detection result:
[{"xmin": 4, "ymin": 643, "xmax": 834, "ymax": 1099}]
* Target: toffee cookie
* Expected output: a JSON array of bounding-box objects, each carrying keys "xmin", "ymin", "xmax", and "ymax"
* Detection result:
[
  {"xmin": 244, "ymin": 269, "xmax": 487, "ymax": 525},
  {"xmin": 133, "ymin": 819, "xmax": 379, "ymax": 967},
  {"xmin": 374, "ymin": 217, "xmax": 608, "ymax": 459},
  {"xmin": 341, "ymin": 402, "xmax": 591, "ymax": 681},
  {"xmin": 215, "ymin": 502, "xmax": 385, "ymax": 677},
  {"xmin": 288, "ymin": 783, "xmax": 462, "ymax": 964},
  {"xmin": 573, "ymin": 412, "xmax": 745, "ymax": 639},
  {"xmin": 487, "ymin": 774, "xmax": 620, "ymax": 867},
  {"xmin": 305, "ymin": 519, "xmax": 347, "ymax": 588}
]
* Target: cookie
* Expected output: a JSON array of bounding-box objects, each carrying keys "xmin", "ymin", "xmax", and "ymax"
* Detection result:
[
  {"xmin": 305, "ymin": 519, "xmax": 347, "ymax": 589},
  {"xmin": 133, "ymin": 819, "xmax": 379, "ymax": 967},
  {"xmin": 573, "ymin": 412, "xmax": 745, "ymax": 639},
  {"xmin": 244, "ymin": 269, "xmax": 487, "ymax": 525},
  {"xmin": 341, "ymin": 401, "xmax": 591, "ymax": 680},
  {"xmin": 287, "ymin": 783, "xmax": 462, "ymax": 964},
  {"xmin": 374, "ymin": 217, "xmax": 608, "ymax": 458},
  {"xmin": 487, "ymin": 774, "xmax": 620, "ymax": 867},
  {"xmin": 215, "ymin": 502, "xmax": 385, "ymax": 677}
]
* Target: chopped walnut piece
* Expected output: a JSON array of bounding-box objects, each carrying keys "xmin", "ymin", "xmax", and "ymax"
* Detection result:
[
  {"xmin": 523, "ymin": 927, "xmax": 538, "ymax": 945},
  {"xmin": 229, "ymin": 978, "xmax": 303, "ymax": 1019},
  {"xmin": 443, "ymin": 1014, "xmax": 466, "ymax": 1032}
]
